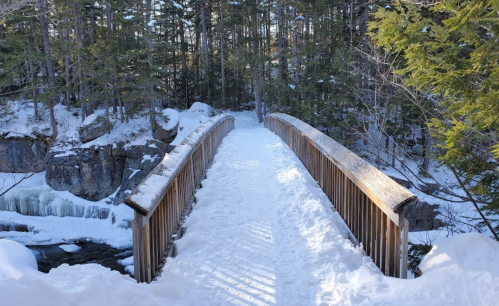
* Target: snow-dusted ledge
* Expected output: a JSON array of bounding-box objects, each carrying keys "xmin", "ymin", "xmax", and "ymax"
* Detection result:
[{"xmin": 124, "ymin": 114, "xmax": 235, "ymax": 216}]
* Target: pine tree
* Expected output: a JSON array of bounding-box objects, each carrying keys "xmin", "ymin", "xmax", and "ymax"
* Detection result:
[{"xmin": 369, "ymin": 0, "xmax": 499, "ymax": 239}]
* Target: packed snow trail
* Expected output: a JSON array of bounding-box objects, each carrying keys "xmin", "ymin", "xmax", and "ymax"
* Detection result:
[{"xmin": 158, "ymin": 115, "xmax": 372, "ymax": 305}]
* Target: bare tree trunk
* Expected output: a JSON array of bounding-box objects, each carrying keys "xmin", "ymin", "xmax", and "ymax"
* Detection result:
[
  {"xmin": 421, "ymin": 125, "xmax": 431, "ymax": 173},
  {"xmin": 277, "ymin": 0, "xmax": 285, "ymax": 110},
  {"xmin": 232, "ymin": 24, "xmax": 237, "ymax": 109},
  {"xmin": 251, "ymin": 4, "xmax": 263, "ymax": 123},
  {"xmin": 266, "ymin": 5, "xmax": 271, "ymax": 82},
  {"xmin": 349, "ymin": 0, "xmax": 354, "ymax": 50},
  {"xmin": 89, "ymin": 6, "xmax": 95, "ymax": 44},
  {"xmin": 24, "ymin": 48, "xmax": 39, "ymax": 120},
  {"xmin": 291, "ymin": 6, "xmax": 299, "ymax": 85},
  {"xmin": 63, "ymin": 15, "xmax": 71, "ymax": 111},
  {"xmin": 172, "ymin": 31, "xmax": 178, "ymax": 106},
  {"xmin": 179, "ymin": 16, "xmax": 189, "ymax": 107},
  {"xmin": 118, "ymin": 92, "xmax": 126, "ymax": 123},
  {"xmin": 106, "ymin": 1, "xmax": 112, "ymax": 32},
  {"xmin": 220, "ymin": 8, "xmax": 226, "ymax": 108},
  {"xmin": 36, "ymin": 0, "xmax": 57, "ymax": 138},
  {"xmin": 200, "ymin": 0, "xmax": 211, "ymax": 101},
  {"xmin": 74, "ymin": 4, "xmax": 86, "ymax": 122},
  {"xmin": 195, "ymin": 2, "xmax": 201, "ymax": 99},
  {"xmin": 145, "ymin": 0, "xmax": 156, "ymax": 129}
]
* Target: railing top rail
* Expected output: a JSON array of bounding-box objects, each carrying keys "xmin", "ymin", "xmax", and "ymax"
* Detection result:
[
  {"xmin": 266, "ymin": 113, "xmax": 417, "ymax": 221},
  {"xmin": 124, "ymin": 114, "xmax": 235, "ymax": 217}
]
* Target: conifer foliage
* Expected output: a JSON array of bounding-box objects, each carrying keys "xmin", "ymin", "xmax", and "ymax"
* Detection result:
[{"xmin": 370, "ymin": 0, "xmax": 499, "ymax": 239}]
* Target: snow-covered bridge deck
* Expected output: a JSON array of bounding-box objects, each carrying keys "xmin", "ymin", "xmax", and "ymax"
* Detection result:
[
  {"xmin": 124, "ymin": 112, "xmax": 416, "ymax": 303},
  {"xmin": 163, "ymin": 124, "xmax": 358, "ymax": 305}
]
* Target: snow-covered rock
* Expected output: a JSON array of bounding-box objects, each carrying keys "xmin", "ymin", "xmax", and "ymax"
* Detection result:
[
  {"xmin": 170, "ymin": 103, "xmax": 211, "ymax": 146},
  {"xmin": 46, "ymin": 141, "xmax": 173, "ymax": 202},
  {"xmin": 79, "ymin": 114, "xmax": 113, "ymax": 143},
  {"xmin": 152, "ymin": 108, "xmax": 179, "ymax": 143},
  {"xmin": 185, "ymin": 102, "xmax": 212, "ymax": 118},
  {"xmin": 46, "ymin": 145, "xmax": 126, "ymax": 201},
  {"xmin": 58, "ymin": 244, "xmax": 82, "ymax": 253}
]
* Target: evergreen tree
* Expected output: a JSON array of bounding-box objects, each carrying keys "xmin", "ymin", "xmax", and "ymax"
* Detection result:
[{"xmin": 369, "ymin": 0, "xmax": 499, "ymax": 239}]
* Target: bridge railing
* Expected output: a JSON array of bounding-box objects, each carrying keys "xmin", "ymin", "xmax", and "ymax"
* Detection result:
[
  {"xmin": 264, "ymin": 113, "xmax": 417, "ymax": 278},
  {"xmin": 124, "ymin": 114, "xmax": 235, "ymax": 283}
]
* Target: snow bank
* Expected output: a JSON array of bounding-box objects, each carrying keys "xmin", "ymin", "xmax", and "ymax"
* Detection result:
[
  {"xmin": 420, "ymin": 232, "xmax": 499, "ymax": 277},
  {"xmin": 0, "ymin": 239, "xmax": 40, "ymax": 279},
  {"xmin": 364, "ymin": 233, "xmax": 499, "ymax": 305}
]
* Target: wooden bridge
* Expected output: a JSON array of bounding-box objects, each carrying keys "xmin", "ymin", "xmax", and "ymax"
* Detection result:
[{"xmin": 124, "ymin": 113, "xmax": 417, "ymax": 284}]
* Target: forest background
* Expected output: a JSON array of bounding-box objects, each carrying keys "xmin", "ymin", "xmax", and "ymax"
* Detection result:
[{"xmin": 1, "ymin": 0, "xmax": 498, "ymax": 241}]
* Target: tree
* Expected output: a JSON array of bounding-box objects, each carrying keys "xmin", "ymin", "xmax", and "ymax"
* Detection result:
[{"xmin": 369, "ymin": 0, "xmax": 499, "ymax": 239}]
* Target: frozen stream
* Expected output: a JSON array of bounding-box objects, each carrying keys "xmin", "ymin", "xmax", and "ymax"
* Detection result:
[{"xmin": 28, "ymin": 242, "xmax": 132, "ymax": 275}]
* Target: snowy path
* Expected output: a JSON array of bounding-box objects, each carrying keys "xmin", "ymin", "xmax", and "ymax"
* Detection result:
[{"xmin": 159, "ymin": 119, "xmax": 373, "ymax": 305}]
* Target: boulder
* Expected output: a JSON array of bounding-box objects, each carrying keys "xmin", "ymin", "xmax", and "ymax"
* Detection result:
[
  {"xmin": 46, "ymin": 141, "xmax": 173, "ymax": 202},
  {"xmin": 152, "ymin": 121, "xmax": 178, "ymax": 143},
  {"xmin": 152, "ymin": 108, "xmax": 179, "ymax": 143},
  {"xmin": 79, "ymin": 115, "xmax": 113, "ymax": 143}
]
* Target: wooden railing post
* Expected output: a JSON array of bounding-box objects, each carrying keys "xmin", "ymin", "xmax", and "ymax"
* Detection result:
[{"xmin": 401, "ymin": 214, "xmax": 409, "ymax": 279}]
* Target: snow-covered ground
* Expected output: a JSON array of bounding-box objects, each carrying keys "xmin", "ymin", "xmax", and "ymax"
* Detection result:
[
  {"xmin": 0, "ymin": 102, "xmax": 216, "ymax": 248},
  {"xmin": 1, "ymin": 110, "xmax": 498, "ymax": 305}
]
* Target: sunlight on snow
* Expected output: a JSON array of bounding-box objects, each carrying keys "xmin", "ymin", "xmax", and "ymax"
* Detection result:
[{"xmin": 277, "ymin": 167, "xmax": 304, "ymax": 184}]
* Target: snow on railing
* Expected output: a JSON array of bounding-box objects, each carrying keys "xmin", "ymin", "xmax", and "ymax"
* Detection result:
[
  {"xmin": 124, "ymin": 114, "xmax": 235, "ymax": 283},
  {"xmin": 264, "ymin": 113, "xmax": 417, "ymax": 278}
]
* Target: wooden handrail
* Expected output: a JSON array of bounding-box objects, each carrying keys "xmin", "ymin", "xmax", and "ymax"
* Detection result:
[
  {"xmin": 124, "ymin": 114, "xmax": 235, "ymax": 283},
  {"xmin": 264, "ymin": 113, "xmax": 417, "ymax": 278}
]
